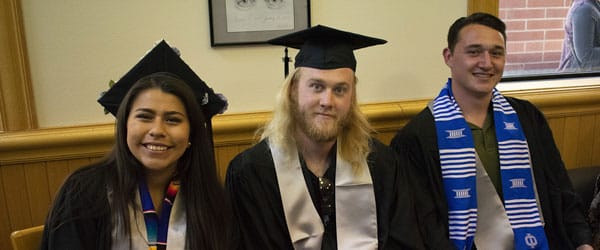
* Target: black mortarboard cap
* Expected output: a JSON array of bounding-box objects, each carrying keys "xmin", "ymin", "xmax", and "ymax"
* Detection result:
[
  {"xmin": 268, "ymin": 25, "xmax": 387, "ymax": 73},
  {"xmin": 98, "ymin": 40, "xmax": 226, "ymax": 120}
]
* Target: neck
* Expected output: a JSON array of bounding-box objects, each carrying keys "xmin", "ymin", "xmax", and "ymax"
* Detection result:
[
  {"xmin": 452, "ymin": 87, "xmax": 492, "ymax": 128},
  {"xmin": 144, "ymin": 167, "xmax": 175, "ymax": 213},
  {"xmin": 295, "ymin": 130, "xmax": 335, "ymax": 177}
]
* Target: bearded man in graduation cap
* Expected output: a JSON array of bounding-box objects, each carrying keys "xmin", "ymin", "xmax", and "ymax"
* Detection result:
[{"xmin": 225, "ymin": 25, "xmax": 427, "ymax": 249}]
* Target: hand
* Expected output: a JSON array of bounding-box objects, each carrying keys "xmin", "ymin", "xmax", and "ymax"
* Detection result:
[{"xmin": 576, "ymin": 244, "xmax": 593, "ymax": 250}]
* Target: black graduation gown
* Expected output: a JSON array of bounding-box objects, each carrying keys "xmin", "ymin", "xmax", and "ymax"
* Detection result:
[
  {"xmin": 390, "ymin": 96, "xmax": 592, "ymax": 249},
  {"xmin": 226, "ymin": 139, "xmax": 426, "ymax": 250},
  {"xmin": 41, "ymin": 164, "xmax": 112, "ymax": 250}
]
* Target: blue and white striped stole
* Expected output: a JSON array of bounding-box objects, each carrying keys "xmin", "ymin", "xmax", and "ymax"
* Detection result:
[{"xmin": 432, "ymin": 79, "xmax": 549, "ymax": 250}]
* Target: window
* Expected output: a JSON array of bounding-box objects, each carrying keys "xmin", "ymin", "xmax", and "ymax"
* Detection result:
[{"xmin": 498, "ymin": 0, "xmax": 600, "ymax": 80}]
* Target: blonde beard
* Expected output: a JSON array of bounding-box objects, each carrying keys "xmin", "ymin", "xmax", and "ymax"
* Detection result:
[{"xmin": 292, "ymin": 102, "xmax": 349, "ymax": 143}]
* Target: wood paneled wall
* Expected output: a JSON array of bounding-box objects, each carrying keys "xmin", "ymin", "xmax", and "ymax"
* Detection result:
[
  {"xmin": 0, "ymin": 0, "xmax": 37, "ymax": 132},
  {"xmin": 1, "ymin": 85, "xmax": 600, "ymax": 250}
]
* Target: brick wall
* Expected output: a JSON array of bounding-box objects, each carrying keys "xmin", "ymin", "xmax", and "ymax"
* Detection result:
[{"xmin": 499, "ymin": 0, "xmax": 573, "ymax": 76}]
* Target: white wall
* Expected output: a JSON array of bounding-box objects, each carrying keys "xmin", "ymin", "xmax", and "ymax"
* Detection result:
[{"xmin": 21, "ymin": 0, "xmax": 466, "ymax": 128}]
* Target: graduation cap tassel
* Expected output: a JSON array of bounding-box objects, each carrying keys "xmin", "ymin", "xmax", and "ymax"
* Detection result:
[{"xmin": 283, "ymin": 47, "xmax": 290, "ymax": 78}]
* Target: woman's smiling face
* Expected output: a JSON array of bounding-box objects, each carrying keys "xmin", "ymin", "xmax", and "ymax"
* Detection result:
[{"xmin": 126, "ymin": 88, "xmax": 190, "ymax": 175}]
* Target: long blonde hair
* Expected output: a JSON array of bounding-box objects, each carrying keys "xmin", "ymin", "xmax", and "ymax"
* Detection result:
[{"xmin": 260, "ymin": 67, "xmax": 374, "ymax": 170}]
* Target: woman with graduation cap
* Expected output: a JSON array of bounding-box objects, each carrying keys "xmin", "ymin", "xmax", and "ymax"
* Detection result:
[{"xmin": 41, "ymin": 40, "xmax": 230, "ymax": 249}]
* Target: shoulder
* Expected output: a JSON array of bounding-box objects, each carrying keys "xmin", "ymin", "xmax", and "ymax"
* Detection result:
[
  {"xmin": 399, "ymin": 108, "xmax": 434, "ymax": 136},
  {"xmin": 226, "ymin": 140, "xmax": 274, "ymax": 178},
  {"xmin": 228, "ymin": 140, "xmax": 270, "ymax": 166},
  {"xmin": 580, "ymin": 0, "xmax": 599, "ymax": 10},
  {"xmin": 504, "ymin": 96, "xmax": 555, "ymax": 142},
  {"xmin": 390, "ymin": 107, "xmax": 435, "ymax": 148},
  {"xmin": 48, "ymin": 163, "xmax": 112, "ymax": 221},
  {"xmin": 572, "ymin": 0, "xmax": 600, "ymax": 17},
  {"xmin": 504, "ymin": 95, "xmax": 531, "ymax": 108},
  {"xmin": 370, "ymin": 138, "xmax": 397, "ymax": 157},
  {"xmin": 370, "ymin": 138, "xmax": 388, "ymax": 150},
  {"xmin": 62, "ymin": 163, "xmax": 111, "ymax": 190},
  {"xmin": 405, "ymin": 107, "xmax": 434, "ymax": 129},
  {"xmin": 51, "ymin": 164, "xmax": 112, "ymax": 210},
  {"xmin": 504, "ymin": 96, "xmax": 546, "ymax": 120},
  {"xmin": 368, "ymin": 138, "xmax": 401, "ymax": 172}
]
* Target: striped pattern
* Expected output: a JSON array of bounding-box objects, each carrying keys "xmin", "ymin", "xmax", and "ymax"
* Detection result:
[
  {"xmin": 504, "ymin": 199, "xmax": 544, "ymax": 229},
  {"xmin": 499, "ymin": 139, "xmax": 542, "ymax": 231},
  {"xmin": 432, "ymin": 81, "xmax": 548, "ymax": 249},
  {"xmin": 492, "ymin": 94, "xmax": 517, "ymax": 115},
  {"xmin": 139, "ymin": 179, "xmax": 180, "ymax": 250},
  {"xmin": 432, "ymin": 85, "xmax": 478, "ymax": 247},
  {"xmin": 433, "ymin": 96, "xmax": 463, "ymax": 122},
  {"xmin": 448, "ymin": 208, "xmax": 478, "ymax": 240},
  {"xmin": 440, "ymin": 148, "xmax": 477, "ymax": 178},
  {"xmin": 442, "ymin": 146, "xmax": 478, "ymax": 242},
  {"xmin": 492, "ymin": 90, "xmax": 549, "ymax": 249},
  {"xmin": 498, "ymin": 140, "xmax": 531, "ymax": 170}
]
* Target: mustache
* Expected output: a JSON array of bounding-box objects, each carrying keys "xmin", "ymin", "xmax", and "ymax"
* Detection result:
[{"xmin": 315, "ymin": 111, "xmax": 336, "ymax": 117}]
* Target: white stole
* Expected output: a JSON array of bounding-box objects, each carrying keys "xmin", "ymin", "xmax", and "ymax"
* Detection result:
[
  {"xmin": 111, "ymin": 189, "xmax": 187, "ymax": 250},
  {"xmin": 270, "ymin": 140, "xmax": 378, "ymax": 250},
  {"xmin": 473, "ymin": 154, "xmax": 514, "ymax": 249},
  {"xmin": 473, "ymin": 153, "xmax": 545, "ymax": 249}
]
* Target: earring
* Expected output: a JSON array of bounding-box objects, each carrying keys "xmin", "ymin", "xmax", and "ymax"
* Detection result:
[{"xmin": 187, "ymin": 141, "xmax": 192, "ymax": 147}]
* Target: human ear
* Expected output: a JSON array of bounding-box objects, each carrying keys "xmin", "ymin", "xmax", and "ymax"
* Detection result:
[{"xmin": 443, "ymin": 47, "xmax": 453, "ymax": 67}]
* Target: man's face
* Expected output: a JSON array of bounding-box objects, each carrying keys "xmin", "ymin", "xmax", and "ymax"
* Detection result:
[
  {"xmin": 291, "ymin": 67, "xmax": 354, "ymax": 143},
  {"xmin": 443, "ymin": 24, "xmax": 506, "ymax": 99}
]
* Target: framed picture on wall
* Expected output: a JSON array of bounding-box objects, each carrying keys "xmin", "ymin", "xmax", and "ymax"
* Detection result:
[{"xmin": 209, "ymin": 0, "xmax": 311, "ymax": 46}]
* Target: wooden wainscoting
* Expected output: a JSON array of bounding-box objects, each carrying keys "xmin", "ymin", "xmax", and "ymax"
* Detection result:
[{"xmin": 1, "ymin": 85, "xmax": 599, "ymax": 250}]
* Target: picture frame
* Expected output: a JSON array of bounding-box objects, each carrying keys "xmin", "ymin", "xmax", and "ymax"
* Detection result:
[{"xmin": 209, "ymin": 0, "xmax": 311, "ymax": 46}]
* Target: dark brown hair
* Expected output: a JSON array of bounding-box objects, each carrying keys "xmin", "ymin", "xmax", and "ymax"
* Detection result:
[
  {"xmin": 46, "ymin": 72, "xmax": 231, "ymax": 249},
  {"xmin": 447, "ymin": 12, "xmax": 507, "ymax": 52},
  {"xmin": 112, "ymin": 72, "xmax": 230, "ymax": 249}
]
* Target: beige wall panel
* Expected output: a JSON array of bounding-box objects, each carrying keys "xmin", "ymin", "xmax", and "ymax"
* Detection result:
[
  {"xmin": 576, "ymin": 115, "xmax": 597, "ymax": 167},
  {"xmin": 1, "ymin": 164, "xmax": 32, "ymax": 229},
  {"xmin": 1, "ymin": 87, "xmax": 600, "ymax": 248},
  {"xmin": 374, "ymin": 131, "xmax": 397, "ymax": 146},
  {"xmin": 67, "ymin": 158, "xmax": 90, "ymax": 173},
  {"xmin": 548, "ymin": 117, "xmax": 566, "ymax": 152},
  {"xmin": 468, "ymin": 0, "xmax": 499, "ymax": 16},
  {"xmin": 45, "ymin": 160, "xmax": 71, "ymax": 198},
  {"xmin": 0, "ymin": 0, "xmax": 37, "ymax": 131},
  {"xmin": 0, "ymin": 167, "xmax": 11, "ymax": 250},
  {"xmin": 593, "ymin": 114, "xmax": 600, "ymax": 166},
  {"xmin": 215, "ymin": 144, "xmax": 253, "ymax": 182},
  {"xmin": 92, "ymin": 156, "xmax": 104, "ymax": 163},
  {"xmin": 23, "ymin": 162, "xmax": 51, "ymax": 224},
  {"xmin": 17, "ymin": 1, "xmax": 466, "ymax": 128},
  {"xmin": 563, "ymin": 116, "xmax": 582, "ymax": 169}
]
